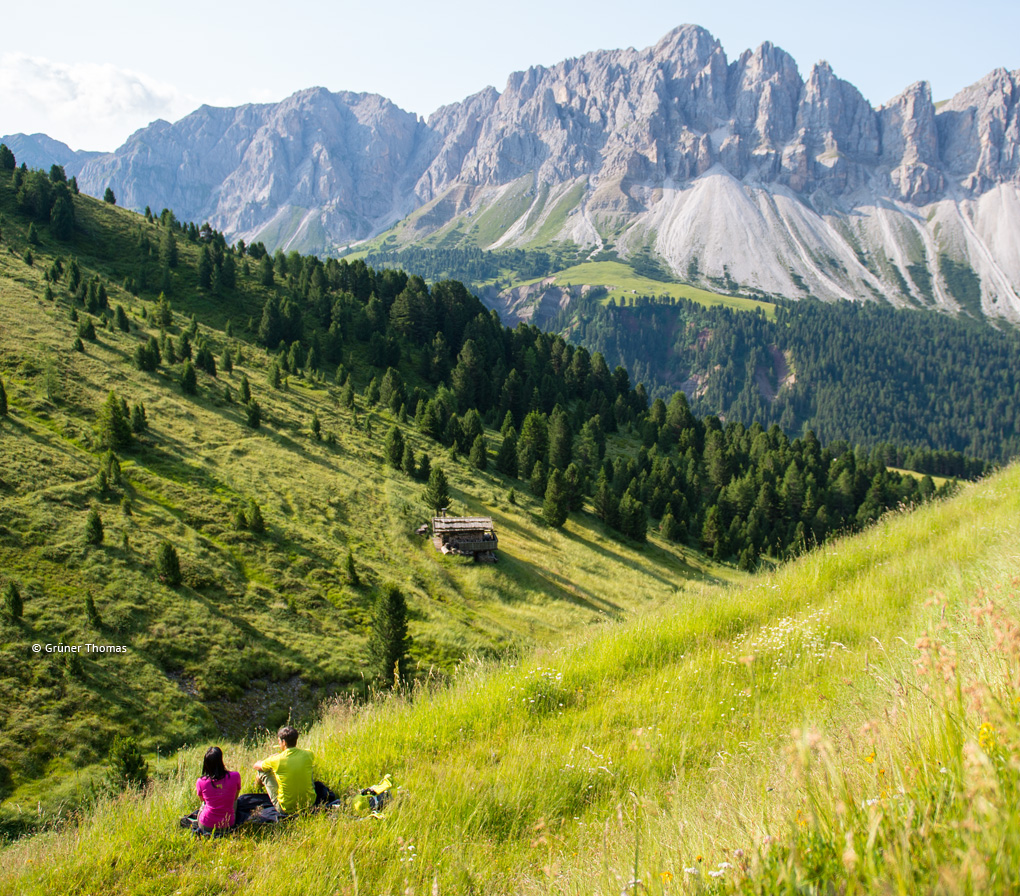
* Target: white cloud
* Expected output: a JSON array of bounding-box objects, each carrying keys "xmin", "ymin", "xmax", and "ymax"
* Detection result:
[{"xmin": 0, "ymin": 53, "xmax": 197, "ymax": 151}]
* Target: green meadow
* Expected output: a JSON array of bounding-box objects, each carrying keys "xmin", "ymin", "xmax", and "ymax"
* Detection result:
[
  {"xmin": 543, "ymin": 261, "xmax": 776, "ymax": 316},
  {"xmin": 2, "ymin": 461, "xmax": 1018, "ymax": 894}
]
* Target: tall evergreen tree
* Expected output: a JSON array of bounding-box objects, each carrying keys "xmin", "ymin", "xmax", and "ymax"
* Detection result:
[
  {"xmin": 423, "ymin": 467, "xmax": 451, "ymax": 514},
  {"xmin": 85, "ymin": 507, "xmax": 104, "ymax": 545},
  {"xmin": 384, "ymin": 425, "xmax": 405, "ymax": 468},
  {"xmin": 368, "ymin": 584, "xmax": 412, "ymax": 688},
  {"xmin": 97, "ymin": 391, "xmax": 132, "ymax": 449},
  {"xmin": 155, "ymin": 541, "xmax": 182, "ymax": 586},
  {"xmin": 543, "ymin": 469, "xmax": 569, "ymax": 528},
  {"xmin": 3, "ymin": 581, "xmax": 22, "ymax": 620},
  {"xmin": 247, "ymin": 499, "xmax": 265, "ymax": 534}
]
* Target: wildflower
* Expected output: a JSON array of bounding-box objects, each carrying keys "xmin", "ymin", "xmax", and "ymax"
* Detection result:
[
  {"xmin": 865, "ymin": 751, "xmax": 875, "ymax": 764},
  {"xmin": 684, "ymin": 867, "xmax": 698, "ymax": 876},
  {"xmin": 979, "ymin": 722, "xmax": 997, "ymax": 752},
  {"xmin": 661, "ymin": 871, "xmax": 673, "ymax": 884}
]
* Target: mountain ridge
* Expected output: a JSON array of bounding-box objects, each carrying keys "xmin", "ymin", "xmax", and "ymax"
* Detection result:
[{"xmin": 6, "ymin": 24, "xmax": 1020, "ymax": 320}]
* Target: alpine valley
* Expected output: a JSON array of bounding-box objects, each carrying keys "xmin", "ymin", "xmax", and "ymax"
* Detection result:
[{"xmin": 6, "ymin": 24, "xmax": 1020, "ymax": 325}]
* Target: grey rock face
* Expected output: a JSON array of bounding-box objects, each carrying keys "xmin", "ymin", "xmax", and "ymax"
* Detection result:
[{"xmin": 61, "ymin": 25, "xmax": 1020, "ymax": 320}]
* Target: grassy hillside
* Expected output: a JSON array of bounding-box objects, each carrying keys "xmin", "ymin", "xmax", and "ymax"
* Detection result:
[
  {"xmin": 2, "ymin": 460, "xmax": 1019, "ymax": 894},
  {"xmin": 0, "ymin": 169, "xmax": 732, "ymax": 826}
]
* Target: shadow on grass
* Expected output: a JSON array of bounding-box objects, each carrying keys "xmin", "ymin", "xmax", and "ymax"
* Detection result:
[{"xmin": 495, "ymin": 548, "xmax": 624, "ymax": 619}]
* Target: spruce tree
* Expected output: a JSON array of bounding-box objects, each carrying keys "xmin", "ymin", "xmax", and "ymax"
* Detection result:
[
  {"xmin": 85, "ymin": 591, "xmax": 101, "ymax": 627},
  {"xmin": 311, "ymin": 412, "xmax": 321, "ymax": 441},
  {"xmin": 239, "ymin": 374, "xmax": 251, "ymax": 404},
  {"xmin": 495, "ymin": 431, "xmax": 518, "ymax": 478},
  {"xmin": 384, "ymin": 425, "xmax": 404, "ymax": 468},
  {"xmin": 267, "ymin": 362, "xmax": 281, "ymax": 390},
  {"xmin": 130, "ymin": 402, "xmax": 148, "ymax": 434},
  {"xmin": 543, "ymin": 469, "xmax": 569, "ymax": 528},
  {"xmin": 247, "ymin": 499, "xmax": 265, "ymax": 534},
  {"xmin": 368, "ymin": 584, "xmax": 412, "ymax": 688},
  {"xmin": 97, "ymin": 391, "xmax": 132, "ymax": 449},
  {"xmin": 85, "ymin": 507, "xmax": 104, "ymax": 545},
  {"xmin": 344, "ymin": 549, "xmax": 359, "ymax": 586},
  {"xmin": 3, "ymin": 582, "xmax": 22, "ymax": 620},
  {"xmin": 401, "ymin": 443, "xmax": 417, "ymax": 478},
  {"xmin": 529, "ymin": 460, "xmax": 547, "ymax": 498},
  {"xmin": 180, "ymin": 360, "xmax": 198, "ymax": 395},
  {"xmin": 0, "ymin": 375, "xmax": 7, "ymax": 417},
  {"xmin": 423, "ymin": 467, "xmax": 451, "ymax": 514},
  {"xmin": 108, "ymin": 736, "xmax": 149, "ymax": 789},
  {"xmin": 469, "ymin": 435, "xmax": 488, "ymax": 471},
  {"xmin": 245, "ymin": 400, "xmax": 262, "ymax": 429},
  {"xmin": 155, "ymin": 541, "xmax": 182, "ymax": 586}
]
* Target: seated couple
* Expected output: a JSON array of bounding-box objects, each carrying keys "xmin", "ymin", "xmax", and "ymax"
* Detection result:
[{"xmin": 195, "ymin": 726, "xmax": 319, "ymax": 833}]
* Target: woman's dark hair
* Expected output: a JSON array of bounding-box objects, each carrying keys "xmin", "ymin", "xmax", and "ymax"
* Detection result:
[{"xmin": 202, "ymin": 746, "xmax": 227, "ymax": 781}]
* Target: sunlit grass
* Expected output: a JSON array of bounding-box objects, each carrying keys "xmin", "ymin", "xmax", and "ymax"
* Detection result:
[{"xmin": 3, "ymin": 463, "xmax": 1019, "ymax": 893}]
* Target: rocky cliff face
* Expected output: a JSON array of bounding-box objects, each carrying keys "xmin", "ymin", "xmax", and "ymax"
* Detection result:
[{"xmin": 66, "ymin": 24, "xmax": 1020, "ymax": 320}]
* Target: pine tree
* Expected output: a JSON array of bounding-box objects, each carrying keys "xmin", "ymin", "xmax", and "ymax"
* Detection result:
[
  {"xmin": 311, "ymin": 412, "xmax": 321, "ymax": 441},
  {"xmin": 180, "ymin": 360, "xmax": 198, "ymax": 395},
  {"xmin": 239, "ymin": 374, "xmax": 251, "ymax": 404},
  {"xmin": 85, "ymin": 507, "xmax": 104, "ymax": 545},
  {"xmin": 220, "ymin": 347, "xmax": 233, "ymax": 374},
  {"xmin": 423, "ymin": 467, "xmax": 451, "ymax": 514},
  {"xmin": 495, "ymin": 431, "xmax": 518, "ymax": 478},
  {"xmin": 529, "ymin": 460, "xmax": 547, "ymax": 499},
  {"xmin": 344, "ymin": 550, "xmax": 359, "ymax": 586},
  {"xmin": 542, "ymin": 469, "xmax": 569, "ymax": 528},
  {"xmin": 384, "ymin": 425, "xmax": 404, "ymax": 468},
  {"xmin": 368, "ymin": 584, "xmax": 412, "ymax": 688},
  {"xmin": 108, "ymin": 736, "xmax": 149, "ymax": 789},
  {"xmin": 97, "ymin": 391, "xmax": 132, "ymax": 449},
  {"xmin": 103, "ymin": 187, "xmax": 116, "ymax": 205},
  {"xmin": 0, "ymin": 375, "xmax": 7, "ymax": 417},
  {"xmin": 469, "ymin": 435, "xmax": 488, "ymax": 471},
  {"xmin": 155, "ymin": 541, "xmax": 182, "ymax": 586},
  {"xmin": 247, "ymin": 499, "xmax": 265, "ymax": 534},
  {"xmin": 130, "ymin": 402, "xmax": 148, "ymax": 434},
  {"xmin": 3, "ymin": 581, "xmax": 22, "ymax": 620},
  {"xmin": 245, "ymin": 400, "xmax": 262, "ymax": 429},
  {"xmin": 401, "ymin": 443, "xmax": 417, "ymax": 478},
  {"xmin": 85, "ymin": 591, "xmax": 101, "ymax": 627}
]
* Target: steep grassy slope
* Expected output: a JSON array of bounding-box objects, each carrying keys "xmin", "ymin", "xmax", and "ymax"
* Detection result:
[
  {"xmin": 2, "ymin": 461, "xmax": 1018, "ymax": 894},
  {"xmin": 0, "ymin": 179, "xmax": 726, "ymax": 824}
]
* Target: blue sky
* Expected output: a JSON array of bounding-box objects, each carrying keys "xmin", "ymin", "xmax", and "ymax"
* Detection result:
[{"xmin": 2, "ymin": 0, "xmax": 1018, "ymax": 151}]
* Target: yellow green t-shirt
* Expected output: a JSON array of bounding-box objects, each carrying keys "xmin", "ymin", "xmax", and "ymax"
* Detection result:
[{"xmin": 261, "ymin": 747, "xmax": 315, "ymax": 812}]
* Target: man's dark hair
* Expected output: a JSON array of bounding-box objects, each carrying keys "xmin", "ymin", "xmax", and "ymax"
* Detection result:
[
  {"xmin": 277, "ymin": 726, "xmax": 299, "ymax": 748},
  {"xmin": 202, "ymin": 746, "xmax": 227, "ymax": 780}
]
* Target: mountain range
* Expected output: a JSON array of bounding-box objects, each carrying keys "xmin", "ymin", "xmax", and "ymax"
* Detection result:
[{"xmin": 5, "ymin": 24, "xmax": 1020, "ymax": 321}]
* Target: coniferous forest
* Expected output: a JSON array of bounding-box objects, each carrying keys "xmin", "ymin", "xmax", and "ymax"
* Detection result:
[{"xmin": 567, "ymin": 292, "xmax": 1020, "ymax": 465}]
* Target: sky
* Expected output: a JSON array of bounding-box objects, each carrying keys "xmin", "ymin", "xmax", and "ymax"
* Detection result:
[{"xmin": 2, "ymin": 0, "xmax": 1018, "ymax": 152}]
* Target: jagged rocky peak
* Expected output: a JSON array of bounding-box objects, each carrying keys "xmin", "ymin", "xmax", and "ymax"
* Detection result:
[
  {"xmin": 879, "ymin": 80, "xmax": 944, "ymax": 203},
  {"xmin": 937, "ymin": 67, "xmax": 1020, "ymax": 188},
  {"xmin": 728, "ymin": 42, "xmax": 803, "ymax": 147}
]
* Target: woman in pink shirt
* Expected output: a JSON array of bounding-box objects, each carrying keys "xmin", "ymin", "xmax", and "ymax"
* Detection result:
[{"xmin": 196, "ymin": 746, "xmax": 241, "ymax": 831}]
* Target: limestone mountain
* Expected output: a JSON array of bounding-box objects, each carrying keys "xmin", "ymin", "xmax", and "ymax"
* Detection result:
[{"xmin": 34, "ymin": 24, "xmax": 1020, "ymax": 320}]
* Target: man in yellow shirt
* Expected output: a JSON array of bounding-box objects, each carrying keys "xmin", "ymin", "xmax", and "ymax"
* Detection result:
[{"xmin": 253, "ymin": 726, "xmax": 316, "ymax": 814}]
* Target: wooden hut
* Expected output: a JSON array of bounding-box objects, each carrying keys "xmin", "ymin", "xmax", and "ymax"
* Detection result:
[{"xmin": 430, "ymin": 516, "xmax": 498, "ymax": 561}]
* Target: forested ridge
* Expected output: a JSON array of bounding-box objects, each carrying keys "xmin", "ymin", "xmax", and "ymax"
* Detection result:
[
  {"xmin": 567, "ymin": 292, "xmax": 1020, "ymax": 465},
  {"xmin": 0, "ymin": 147, "xmax": 970, "ymax": 576}
]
